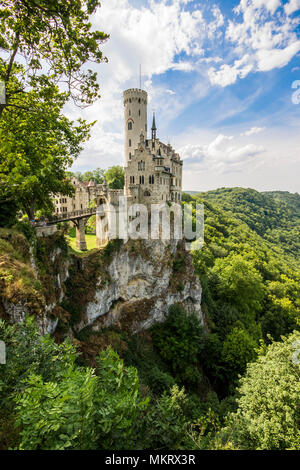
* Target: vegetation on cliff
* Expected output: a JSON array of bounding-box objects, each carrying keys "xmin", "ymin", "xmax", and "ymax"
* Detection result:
[{"xmin": 0, "ymin": 188, "xmax": 299, "ymax": 450}]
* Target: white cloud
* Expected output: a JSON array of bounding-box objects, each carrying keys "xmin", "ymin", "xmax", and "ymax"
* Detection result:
[
  {"xmin": 241, "ymin": 126, "xmax": 266, "ymax": 136},
  {"xmin": 257, "ymin": 41, "xmax": 300, "ymax": 71},
  {"xmin": 70, "ymin": 0, "xmax": 209, "ymax": 171},
  {"xmin": 209, "ymin": 0, "xmax": 300, "ymax": 87},
  {"xmin": 179, "ymin": 133, "xmax": 265, "ymax": 174},
  {"xmin": 284, "ymin": 0, "xmax": 300, "ymax": 15},
  {"xmin": 208, "ymin": 55, "xmax": 254, "ymax": 87}
]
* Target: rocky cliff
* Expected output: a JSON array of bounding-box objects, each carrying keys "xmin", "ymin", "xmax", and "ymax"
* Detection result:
[{"xmin": 0, "ymin": 229, "xmax": 202, "ymax": 335}]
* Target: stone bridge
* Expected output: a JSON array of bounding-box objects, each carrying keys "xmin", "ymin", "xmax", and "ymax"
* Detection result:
[{"xmin": 36, "ymin": 207, "xmax": 97, "ymax": 251}]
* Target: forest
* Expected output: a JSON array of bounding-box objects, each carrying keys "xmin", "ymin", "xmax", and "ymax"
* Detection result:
[
  {"xmin": 0, "ymin": 0, "xmax": 299, "ymax": 452},
  {"xmin": 0, "ymin": 188, "xmax": 299, "ymax": 450}
]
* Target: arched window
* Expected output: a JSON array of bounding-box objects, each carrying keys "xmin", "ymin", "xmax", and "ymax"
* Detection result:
[
  {"xmin": 128, "ymin": 121, "xmax": 132, "ymax": 130},
  {"xmin": 129, "ymin": 139, "xmax": 131, "ymax": 147},
  {"xmin": 144, "ymin": 190, "xmax": 151, "ymax": 196}
]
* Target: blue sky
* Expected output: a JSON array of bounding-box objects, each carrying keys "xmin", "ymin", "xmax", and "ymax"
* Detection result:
[{"xmin": 69, "ymin": 0, "xmax": 300, "ymax": 193}]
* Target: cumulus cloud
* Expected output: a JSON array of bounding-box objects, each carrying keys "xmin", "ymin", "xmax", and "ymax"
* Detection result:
[
  {"xmin": 179, "ymin": 134, "xmax": 265, "ymax": 174},
  {"xmin": 284, "ymin": 0, "xmax": 300, "ymax": 15},
  {"xmin": 71, "ymin": 0, "xmax": 210, "ymax": 171},
  {"xmin": 208, "ymin": 0, "xmax": 300, "ymax": 87}
]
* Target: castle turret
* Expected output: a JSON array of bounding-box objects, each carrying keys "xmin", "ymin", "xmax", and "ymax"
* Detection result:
[
  {"xmin": 123, "ymin": 88, "xmax": 148, "ymax": 166},
  {"xmin": 151, "ymin": 112, "xmax": 157, "ymax": 140}
]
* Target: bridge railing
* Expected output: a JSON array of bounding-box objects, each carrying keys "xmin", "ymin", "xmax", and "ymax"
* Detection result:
[{"xmin": 34, "ymin": 207, "xmax": 97, "ymax": 226}]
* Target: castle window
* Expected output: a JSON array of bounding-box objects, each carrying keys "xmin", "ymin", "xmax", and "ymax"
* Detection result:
[
  {"xmin": 144, "ymin": 190, "xmax": 151, "ymax": 197},
  {"xmin": 149, "ymin": 175, "xmax": 154, "ymax": 184},
  {"xmin": 139, "ymin": 175, "xmax": 144, "ymax": 184},
  {"xmin": 129, "ymin": 110, "xmax": 131, "ymax": 116},
  {"xmin": 138, "ymin": 161, "xmax": 145, "ymax": 171},
  {"xmin": 138, "ymin": 98, "xmax": 141, "ymax": 103},
  {"xmin": 129, "ymin": 98, "xmax": 132, "ymax": 103},
  {"xmin": 139, "ymin": 109, "xmax": 140, "ymax": 116},
  {"xmin": 129, "ymin": 139, "xmax": 131, "ymax": 147},
  {"xmin": 129, "ymin": 152, "xmax": 131, "ymax": 159},
  {"xmin": 128, "ymin": 121, "xmax": 132, "ymax": 130}
]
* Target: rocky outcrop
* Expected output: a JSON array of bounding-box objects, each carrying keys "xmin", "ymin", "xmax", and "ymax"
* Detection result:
[
  {"xmin": 70, "ymin": 239, "xmax": 202, "ymax": 334},
  {"xmin": 1, "ymin": 231, "xmax": 202, "ymax": 335}
]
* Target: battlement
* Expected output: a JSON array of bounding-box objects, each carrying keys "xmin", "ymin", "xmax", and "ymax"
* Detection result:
[{"xmin": 123, "ymin": 88, "xmax": 148, "ymax": 105}]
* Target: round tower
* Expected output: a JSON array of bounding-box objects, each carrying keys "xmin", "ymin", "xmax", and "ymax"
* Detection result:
[{"xmin": 123, "ymin": 88, "xmax": 148, "ymax": 166}]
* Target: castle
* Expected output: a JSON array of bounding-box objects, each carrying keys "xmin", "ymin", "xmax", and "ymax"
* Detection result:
[
  {"xmin": 122, "ymin": 88, "xmax": 183, "ymax": 206},
  {"xmin": 51, "ymin": 88, "xmax": 183, "ymax": 247}
]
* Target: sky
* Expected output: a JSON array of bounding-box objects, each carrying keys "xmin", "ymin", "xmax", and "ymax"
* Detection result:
[{"xmin": 68, "ymin": 0, "xmax": 300, "ymax": 193}]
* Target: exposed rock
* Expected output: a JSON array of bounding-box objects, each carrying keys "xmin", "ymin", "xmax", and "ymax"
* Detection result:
[
  {"xmin": 1, "ymin": 233, "xmax": 203, "ymax": 336},
  {"xmin": 73, "ymin": 239, "xmax": 202, "ymax": 333}
]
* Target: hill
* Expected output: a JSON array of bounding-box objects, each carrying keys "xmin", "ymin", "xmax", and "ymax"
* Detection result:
[{"xmin": 185, "ymin": 187, "xmax": 300, "ymax": 262}]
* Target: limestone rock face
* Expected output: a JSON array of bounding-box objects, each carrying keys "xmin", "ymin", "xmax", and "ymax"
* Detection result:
[
  {"xmin": 74, "ymin": 239, "xmax": 202, "ymax": 333},
  {"xmin": 1, "ymin": 234, "xmax": 203, "ymax": 336}
]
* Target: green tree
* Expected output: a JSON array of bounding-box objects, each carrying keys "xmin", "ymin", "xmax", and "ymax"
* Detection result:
[
  {"xmin": 0, "ymin": 88, "xmax": 92, "ymax": 219},
  {"xmin": 15, "ymin": 348, "xmax": 149, "ymax": 450},
  {"xmin": 152, "ymin": 305, "xmax": 204, "ymax": 386},
  {"xmin": 222, "ymin": 332, "xmax": 300, "ymax": 449},
  {"xmin": 211, "ymin": 254, "xmax": 265, "ymax": 320},
  {"xmin": 0, "ymin": 0, "xmax": 109, "ymax": 117},
  {"xmin": 222, "ymin": 327, "xmax": 258, "ymax": 384},
  {"xmin": 104, "ymin": 166, "xmax": 124, "ymax": 189}
]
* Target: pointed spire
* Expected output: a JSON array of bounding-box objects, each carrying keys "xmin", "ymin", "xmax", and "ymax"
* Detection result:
[{"xmin": 151, "ymin": 112, "xmax": 157, "ymax": 140}]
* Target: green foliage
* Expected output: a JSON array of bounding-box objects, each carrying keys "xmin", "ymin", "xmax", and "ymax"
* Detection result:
[
  {"xmin": 104, "ymin": 166, "xmax": 125, "ymax": 189},
  {"xmin": 0, "ymin": 195, "xmax": 18, "ymax": 227},
  {"xmin": 71, "ymin": 168, "xmax": 105, "ymax": 184},
  {"xmin": 0, "ymin": 0, "xmax": 109, "ymax": 116},
  {"xmin": 0, "ymin": 319, "xmax": 149, "ymax": 450},
  {"xmin": 152, "ymin": 305, "xmax": 204, "ymax": 387},
  {"xmin": 221, "ymin": 327, "xmax": 258, "ymax": 385},
  {"xmin": 143, "ymin": 386, "xmax": 187, "ymax": 450},
  {"xmin": 189, "ymin": 188, "xmax": 300, "ymax": 394},
  {"xmin": 0, "ymin": 86, "xmax": 92, "ymax": 219},
  {"xmin": 222, "ymin": 332, "xmax": 300, "ymax": 449}
]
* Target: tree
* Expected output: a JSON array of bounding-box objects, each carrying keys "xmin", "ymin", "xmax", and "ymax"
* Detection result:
[
  {"xmin": 152, "ymin": 305, "xmax": 204, "ymax": 386},
  {"xmin": 0, "ymin": 87, "xmax": 92, "ymax": 219},
  {"xmin": 14, "ymin": 347, "xmax": 149, "ymax": 450},
  {"xmin": 104, "ymin": 166, "xmax": 124, "ymax": 189},
  {"xmin": 222, "ymin": 332, "xmax": 300, "ymax": 449},
  {"xmin": 221, "ymin": 327, "xmax": 258, "ymax": 383},
  {"xmin": 211, "ymin": 254, "xmax": 265, "ymax": 319},
  {"xmin": 0, "ymin": 0, "xmax": 109, "ymax": 117}
]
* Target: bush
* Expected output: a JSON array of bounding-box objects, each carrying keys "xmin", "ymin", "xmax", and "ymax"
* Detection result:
[
  {"xmin": 221, "ymin": 331, "xmax": 300, "ymax": 449},
  {"xmin": 152, "ymin": 305, "xmax": 204, "ymax": 387}
]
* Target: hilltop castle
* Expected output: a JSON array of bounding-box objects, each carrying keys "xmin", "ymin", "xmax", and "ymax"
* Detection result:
[
  {"xmin": 51, "ymin": 88, "xmax": 183, "ymax": 247},
  {"xmin": 123, "ymin": 88, "xmax": 183, "ymax": 205}
]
